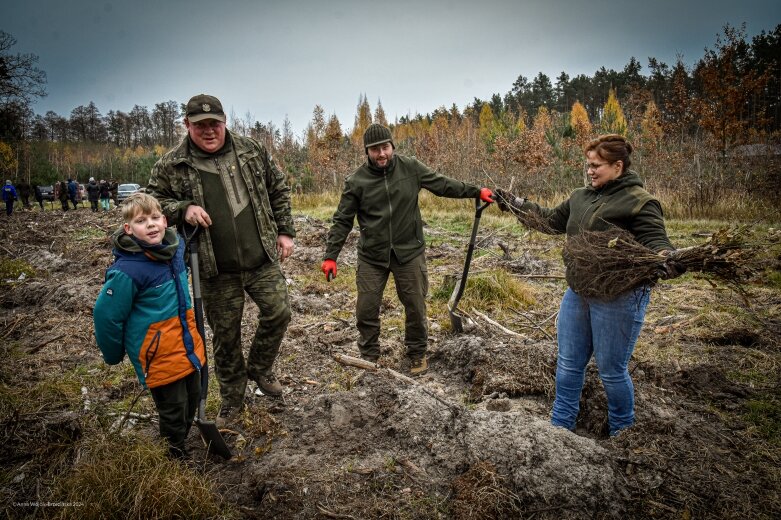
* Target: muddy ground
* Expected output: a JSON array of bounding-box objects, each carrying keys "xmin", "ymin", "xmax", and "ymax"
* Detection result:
[{"xmin": 1, "ymin": 206, "xmax": 780, "ymax": 519}]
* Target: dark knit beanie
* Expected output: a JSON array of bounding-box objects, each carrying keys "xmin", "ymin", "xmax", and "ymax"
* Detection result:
[{"xmin": 363, "ymin": 124, "xmax": 394, "ymax": 151}]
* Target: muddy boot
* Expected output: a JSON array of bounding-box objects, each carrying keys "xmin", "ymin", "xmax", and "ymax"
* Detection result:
[
  {"xmin": 409, "ymin": 356, "xmax": 429, "ymax": 377},
  {"xmin": 167, "ymin": 444, "xmax": 190, "ymax": 460},
  {"xmin": 255, "ymin": 373, "xmax": 283, "ymax": 397},
  {"xmin": 215, "ymin": 402, "xmax": 244, "ymax": 429},
  {"xmin": 360, "ymin": 353, "xmax": 379, "ymax": 363}
]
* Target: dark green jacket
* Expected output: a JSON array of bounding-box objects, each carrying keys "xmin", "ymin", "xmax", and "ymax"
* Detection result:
[
  {"xmin": 325, "ymin": 155, "xmax": 480, "ymax": 267},
  {"xmin": 518, "ymin": 170, "xmax": 673, "ymax": 287},
  {"xmin": 147, "ymin": 131, "xmax": 295, "ymax": 279}
]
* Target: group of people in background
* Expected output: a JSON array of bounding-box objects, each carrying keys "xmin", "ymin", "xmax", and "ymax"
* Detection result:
[{"xmin": 0, "ymin": 178, "xmax": 119, "ymax": 214}]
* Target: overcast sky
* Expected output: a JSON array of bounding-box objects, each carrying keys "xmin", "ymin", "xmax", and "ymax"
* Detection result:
[{"xmin": 4, "ymin": 0, "xmax": 780, "ymax": 139}]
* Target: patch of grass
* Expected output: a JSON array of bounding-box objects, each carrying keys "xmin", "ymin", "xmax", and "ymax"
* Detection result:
[
  {"xmin": 48, "ymin": 432, "xmax": 230, "ymax": 519},
  {"xmin": 743, "ymin": 397, "xmax": 781, "ymax": 444},
  {"xmin": 726, "ymin": 368, "xmax": 774, "ymax": 387},
  {"xmin": 292, "ymin": 191, "xmax": 341, "ymax": 221},
  {"xmin": 765, "ymin": 270, "xmax": 781, "ymax": 290},
  {"xmin": 333, "ymin": 266, "xmax": 357, "ymax": 289},
  {"xmin": 432, "ymin": 268, "xmax": 537, "ymax": 311},
  {"xmin": 460, "ymin": 390, "xmax": 478, "ymax": 409},
  {"xmin": 0, "ymin": 256, "xmax": 36, "ymax": 283},
  {"xmin": 326, "ymin": 365, "xmax": 360, "ymax": 393},
  {"xmin": 22, "ymin": 377, "xmax": 83, "ymax": 413},
  {"xmin": 73, "ymin": 226, "xmax": 105, "ymax": 242},
  {"xmin": 451, "ymin": 461, "xmax": 520, "ymax": 519}
]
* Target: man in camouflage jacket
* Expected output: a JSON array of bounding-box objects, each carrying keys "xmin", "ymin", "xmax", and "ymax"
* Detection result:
[{"xmin": 147, "ymin": 94, "xmax": 295, "ymax": 422}]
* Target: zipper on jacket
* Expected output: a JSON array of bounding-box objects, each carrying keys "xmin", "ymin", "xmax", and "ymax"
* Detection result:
[
  {"xmin": 144, "ymin": 330, "xmax": 162, "ymax": 378},
  {"xmin": 216, "ymin": 158, "xmax": 242, "ymax": 201},
  {"xmin": 215, "ymin": 156, "xmax": 247, "ymax": 267},
  {"xmin": 578, "ymin": 193, "xmax": 603, "ymax": 230},
  {"xmin": 383, "ymin": 171, "xmax": 394, "ymax": 263}
]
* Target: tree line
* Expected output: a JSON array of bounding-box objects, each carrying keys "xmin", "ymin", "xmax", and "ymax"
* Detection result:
[{"xmin": 1, "ymin": 24, "xmax": 779, "ymax": 218}]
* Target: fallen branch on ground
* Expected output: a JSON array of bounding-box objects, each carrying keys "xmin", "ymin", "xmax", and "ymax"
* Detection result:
[{"xmin": 472, "ymin": 309, "xmax": 525, "ymax": 338}]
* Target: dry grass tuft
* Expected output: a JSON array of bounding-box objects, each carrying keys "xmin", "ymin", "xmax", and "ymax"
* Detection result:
[
  {"xmin": 451, "ymin": 461, "xmax": 520, "ymax": 519},
  {"xmin": 436, "ymin": 268, "xmax": 538, "ymax": 312},
  {"xmin": 49, "ymin": 433, "xmax": 226, "ymax": 519}
]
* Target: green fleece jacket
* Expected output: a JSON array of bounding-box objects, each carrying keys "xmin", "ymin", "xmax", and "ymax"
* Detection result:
[
  {"xmin": 518, "ymin": 170, "xmax": 674, "ymax": 288},
  {"xmin": 325, "ymin": 154, "xmax": 481, "ymax": 267}
]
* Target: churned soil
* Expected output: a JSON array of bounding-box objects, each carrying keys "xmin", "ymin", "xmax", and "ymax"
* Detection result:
[{"xmin": 1, "ymin": 207, "xmax": 779, "ymax": 519}]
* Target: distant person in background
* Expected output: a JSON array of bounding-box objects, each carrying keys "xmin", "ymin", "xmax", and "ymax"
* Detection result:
[
  {"xmin": 17, "ymin": 181, "xmax": 31, "ymax": 209},
  {"xmin": 147, "ymin": 93, "xmax": 296, "ymax": 426},
  {"xmin": 67, "ymin": 179, "xmax": 78, "ymax": 209},
  {"xmin": 494, "ymin": 134, "xmax": 685, "ymax": 437},
  {"xmin": 58, "ymin": 180, "xmax": 69, "ymax": 211},
  {"xmin": 109, "ymin": 180, "xmax": 118, "ymax": 205},
  {"xmin": 87, "ymin": 177, "xmax": 100, "ymax": 212},
  {"xmin": 2, "ymin": 180, "xmax": 17, "ymax": 216},
  {"xmin": 99, "ymin": 180, "xmax": 111, "ymax": 211},
  {"xmin": 33, "ymin": 184, "xmax": 44, "ymax": 210},
  {"xmin": 321, "ymin": 123, "xmax": 494, "ymax": 376}
]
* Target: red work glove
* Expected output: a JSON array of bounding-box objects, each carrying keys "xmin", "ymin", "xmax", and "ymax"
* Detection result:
[
  {"xmin": 321, "ymin": 259, "xmax": 337, "ymax": 281},
  {"xmin": 479, "ymin": 187, "xmax": 494, "ymax": 203}
]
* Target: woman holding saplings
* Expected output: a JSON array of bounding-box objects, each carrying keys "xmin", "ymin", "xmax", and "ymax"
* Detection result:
[{"xmin": 494, "ymin": 134, "xmax": 685, "ymax": 437}]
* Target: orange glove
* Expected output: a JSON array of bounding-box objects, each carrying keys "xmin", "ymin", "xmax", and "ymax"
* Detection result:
[
  {"xmin": 479, "ymin": 187, "xmax": 494, "ymax": 203},
  {"xmin": 321, "ymin": 259, "xmax": 337, "ymax": 281}
]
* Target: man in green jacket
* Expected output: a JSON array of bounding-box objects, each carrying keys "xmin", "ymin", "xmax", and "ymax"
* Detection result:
[
  {"xmin": 147, "ymin": 94, "xmax": 295, "ymax": 424},
  {"xmin": 322, "ymin": 123, "xmax": 494, "ymax": 376}
]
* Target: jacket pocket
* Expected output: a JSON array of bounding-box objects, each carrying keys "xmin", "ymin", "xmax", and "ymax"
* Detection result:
[
  {"xmin": 138, "ymin": 316, "xmax": 198, "ymax": 388},
  {"xmin": 142, "ymin": 330, "xmax": 161, "ymax": 378}
]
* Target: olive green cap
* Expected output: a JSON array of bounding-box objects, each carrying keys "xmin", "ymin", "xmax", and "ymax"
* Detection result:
[{"xmin": 185, "ymin": 94, "xmax": 226, "ymax": 123}]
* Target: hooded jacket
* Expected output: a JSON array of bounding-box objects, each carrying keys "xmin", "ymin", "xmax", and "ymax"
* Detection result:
[
  {"xmin": 93, "ymin": 228, "xmax": 205, "ymax": 388},
  {"xmin": 325, "ymin": 154, "xmax": 480, "ymax": 267},
  {"xmin": 86, "ymin": 180, "xmax": 100, "ymax": 201},
  {"xmin": 2, "ymin": 183, "xmax": 16, "ymax": 202},
  {"xmin": 517, "ymin": 170, "xmax": 674, "ymax": 290}
]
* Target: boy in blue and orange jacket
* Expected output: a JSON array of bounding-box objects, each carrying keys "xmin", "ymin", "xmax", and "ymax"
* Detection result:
[{"xmin": 94, "ymin": 192, "xmax": 205, "ymax": 458}]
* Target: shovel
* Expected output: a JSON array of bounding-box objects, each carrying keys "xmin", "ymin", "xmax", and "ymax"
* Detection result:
[
  {"xmin": 185, "ymin": 225, "xmax": 232, "ymax": 459},
  {"xmin": 448, "ymin": 198, "xmax": 491, "ymax": 333}
]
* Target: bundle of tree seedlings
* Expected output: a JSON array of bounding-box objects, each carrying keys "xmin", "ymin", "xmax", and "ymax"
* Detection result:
[{"xmin": 562, "ymin": 227, "xmax": 755, "ymax": 300}]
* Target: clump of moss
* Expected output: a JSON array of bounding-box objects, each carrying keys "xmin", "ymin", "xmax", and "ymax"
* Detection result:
[{"xmin": 0, "ymin": 256, "xmax": 36, "ymax": 285}]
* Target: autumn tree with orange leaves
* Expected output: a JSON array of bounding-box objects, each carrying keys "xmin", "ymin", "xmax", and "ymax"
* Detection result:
[{"xmin": 694, "ymin": 24, "xmax": 770, "ymax": 155}]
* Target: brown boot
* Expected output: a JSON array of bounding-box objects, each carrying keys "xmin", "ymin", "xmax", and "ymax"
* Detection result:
[
  {"xmin": 360, "ymin": 353, "xmax": 379, "ymax": 363},
  {"xmin": 255, "ymin": 373, "xmax": 283, "ymax": 397},
  {"xmin": 409, "ymin": 356, "xmax": 429, "ymax": 377},
  {"xmin": 215, "ymin": 402, "xmax": 244, "ymax": 429}
]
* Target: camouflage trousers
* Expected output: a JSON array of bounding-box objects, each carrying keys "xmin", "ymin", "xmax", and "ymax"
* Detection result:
[
  {"xmin": 201, "ymin": 261, "xmax": 291, "ymax": 407},
  {"xmin": 356, "ymin": 252, "xmax": 429, "ymax": 359}
]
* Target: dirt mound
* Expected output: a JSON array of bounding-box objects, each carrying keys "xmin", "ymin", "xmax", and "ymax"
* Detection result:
[
  {"xmin": 216, "ymin": 373, "xmax": 621, "ymax": 518},
  {"xmin": 433, "ymin": 335, "xmax": 557, "ymax": 400}
]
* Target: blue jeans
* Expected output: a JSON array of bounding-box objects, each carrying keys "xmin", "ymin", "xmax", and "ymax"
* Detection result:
[{"xmin": 551, "ymin": 286, "xmax": 651, "ymax": 435}]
